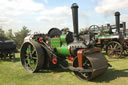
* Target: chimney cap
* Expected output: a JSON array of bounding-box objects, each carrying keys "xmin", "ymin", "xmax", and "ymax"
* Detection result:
[
  {"xmin": 71, "ymin": 3, "xmax": 79, "ymax": 9},
  {"xmin": 115, "ymin": 11, "xmax": 120, "ymax": 16}
]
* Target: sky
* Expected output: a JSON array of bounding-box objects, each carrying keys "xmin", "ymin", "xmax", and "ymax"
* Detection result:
[{"xmin": 0, "ymin": 0, "xmax": 128, "ymax": 33}]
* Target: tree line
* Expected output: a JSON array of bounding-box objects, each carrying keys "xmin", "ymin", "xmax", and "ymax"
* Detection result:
[{"xmin": 0, "ymin": 26, "xmax": 30, "ymax": 49}]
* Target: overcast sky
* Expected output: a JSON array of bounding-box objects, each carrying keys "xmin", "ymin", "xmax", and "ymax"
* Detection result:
[{"xmin": 0, "ymin": 0, "xmax": 128, "ymax": 33}]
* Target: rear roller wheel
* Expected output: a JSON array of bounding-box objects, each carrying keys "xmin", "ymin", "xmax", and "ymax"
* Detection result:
[
  {"xmin": 106, "ymin": 41, "xmax": 123, "ymax": 58},
  {"xmin": 73, "ymin": 57, "xmax": 92, "ymax": 80},
  {"xmin": 20, "ymin": 41, "xmax": 45, "ymax": 72},
  {"xmin": 73, "ymin": 53, "xmax": 108, "ymax": 80}
]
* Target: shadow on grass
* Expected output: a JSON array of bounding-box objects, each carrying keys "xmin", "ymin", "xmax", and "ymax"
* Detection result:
[
  {"xmin": 92, "ymin": 68, "xmax": 128, "ymax": 83},
  {"xmin": 37, "ymin": 66, "xmax": 128, "ymax": 83},
  {"xmin": 14, "ymin": 57, "xmax": 20, "ymax": 62},
  {"xmin": 38, "ymin": 67, "xmax": 72, "ymax": 73}
]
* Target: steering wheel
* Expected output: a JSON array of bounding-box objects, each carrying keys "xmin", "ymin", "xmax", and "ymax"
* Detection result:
[
  {"xmin": 88, "ymin": 25, "xmax": 100, "ymax": 33},
  {"xmin": 88, "ymin": 25, "xmax": 101, "ymax": 41}
]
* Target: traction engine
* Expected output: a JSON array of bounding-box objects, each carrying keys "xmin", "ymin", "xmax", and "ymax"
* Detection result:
[{"xmin": 20, "ymin": 3, "xmax": 110, "ymax": 80}]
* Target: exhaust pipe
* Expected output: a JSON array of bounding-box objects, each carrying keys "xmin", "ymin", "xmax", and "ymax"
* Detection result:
[
  {"xmin": 115, "ymin": 11, "xmax": 120, "ymax": 34},
  {"xmin": 123, "ymin": 22, "xmax": 126, "ymax": 36},
  {"xmin": 71, "ymin": 3, "xmax": 79, "ymax": 40}
]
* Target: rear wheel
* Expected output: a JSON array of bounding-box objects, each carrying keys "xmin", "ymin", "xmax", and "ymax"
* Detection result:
[
  {"xmin": 106, "ymin": 41, "xmax": 123, "ymax": 58},
  {"xmin": 20, "ymin": 41, "xmax": 45, "ymax": 72}
]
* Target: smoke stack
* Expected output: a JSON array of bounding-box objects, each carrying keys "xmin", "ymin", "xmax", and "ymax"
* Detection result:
[
  {"xmin": 123, "ymin": 22, "xmax": 126, "ymax": 36},
  {"xmin": 71, "ymin": 3, "xmax": 79, "ymax": 40},
  {"xmin": 115, "ymin": 11, "xmax": 120, "ymax": 34}
]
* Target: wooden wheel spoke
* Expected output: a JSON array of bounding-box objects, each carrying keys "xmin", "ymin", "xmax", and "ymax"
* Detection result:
[
  {"xmin": 108, "ymin": 51, "xmax": 113, "ymax": 54},
  {"xmin": 32, "ymin": 49, "xmax": 36, "ymax": 55},
  {"xmin": 112, "ymin": 43, "xmax": 115, "ymax": 48},
  {"xmin": 32, "ymin": 51, "xmax": 36, "ymax": 57},
  {"xmin": 32, "ymin": 57, "xmax": 38, "ymax": 59},
  {"xmin": 114, "ymin": 44, "xmax": 118, "ymax": 48}
]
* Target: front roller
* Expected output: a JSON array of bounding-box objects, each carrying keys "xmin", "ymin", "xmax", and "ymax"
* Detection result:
[
  {"xmin": 20, "ymin": 41, "xmax": 45, "ymax": 72},
  {"xmin": 73, "ymin": 52, "xmax": 108, "ymax": 80}
]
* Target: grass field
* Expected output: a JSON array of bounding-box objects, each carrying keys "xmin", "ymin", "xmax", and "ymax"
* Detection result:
[{"xmin": 0, "ymin": 53, "xmax": 128, "ymax": 85}]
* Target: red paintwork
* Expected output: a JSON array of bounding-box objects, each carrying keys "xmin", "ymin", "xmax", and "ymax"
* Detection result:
[
  {"xmin": 67, "ymin": 57, "xmax": 73, "ymax": 62},
  {"xmin": 39, "ymin": 37, "xmax": 43, "ymax": 42},
  {"xmin": 77, "ymin": 49, "xmax": 85, "ymax": 68},
  {"xmin": 52, "ymin": 57, "xmax": 57, "ymax": 64}
]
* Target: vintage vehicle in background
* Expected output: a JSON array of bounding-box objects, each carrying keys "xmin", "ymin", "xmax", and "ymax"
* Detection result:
[
  {"xmin": 0, "ymin": 37, "xmax": 16, "ymax": 61},
  {"xmin": 88, "ymin": 12, "xmax": 128, "ymax": 58},
  {"xmin": 20, "ymin": 3, "xmax": 110, "ymax": 81}
]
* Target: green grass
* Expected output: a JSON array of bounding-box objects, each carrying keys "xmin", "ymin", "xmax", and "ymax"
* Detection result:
[{"xmin": 0, "ymin": 53, "xmax": 128, "ymax": 85}]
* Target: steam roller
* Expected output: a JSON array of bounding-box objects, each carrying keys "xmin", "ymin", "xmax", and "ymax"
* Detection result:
[{"xmin": 20, "ymin": 3, "xmax": 110, "ymax": 81}]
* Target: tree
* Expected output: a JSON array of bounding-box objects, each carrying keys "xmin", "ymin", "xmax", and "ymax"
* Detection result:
[
  {"xmin": 14, "ymin": 26, "xmax": 30, "ymax": 48},
  {"xmin": 6, "ymin": 29, "xmax": 14, "ymax": 40},
  {"xmin": 0, "ymin": 28, "xmax": 5, "ymax": 38}
]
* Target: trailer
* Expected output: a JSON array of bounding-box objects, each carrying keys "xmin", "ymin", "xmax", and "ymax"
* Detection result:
[{"xmin": 0, "ymin": 37, "xmax": 16, "ymax": 61}]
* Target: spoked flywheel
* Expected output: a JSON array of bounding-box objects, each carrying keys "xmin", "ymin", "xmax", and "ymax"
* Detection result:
[
  {"xmin": 106, "ymin": 41, "xmax": 123, "ymax": 58},
  {"xmin": 20, "ymin": 41, "xmax": 45, "ymax": 72},
  {"xmin": 73, "ymin": 53, "xmax": 108, "ymax": 80}
]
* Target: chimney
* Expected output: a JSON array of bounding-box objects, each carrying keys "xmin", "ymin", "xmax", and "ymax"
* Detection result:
[
  {"xmin": 71, "ymin": 3, "xmax": 79, "ymax": 40},
  {"xmin": 115, "ymin": 11, "xmax": 120, "ymax": 34}
]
